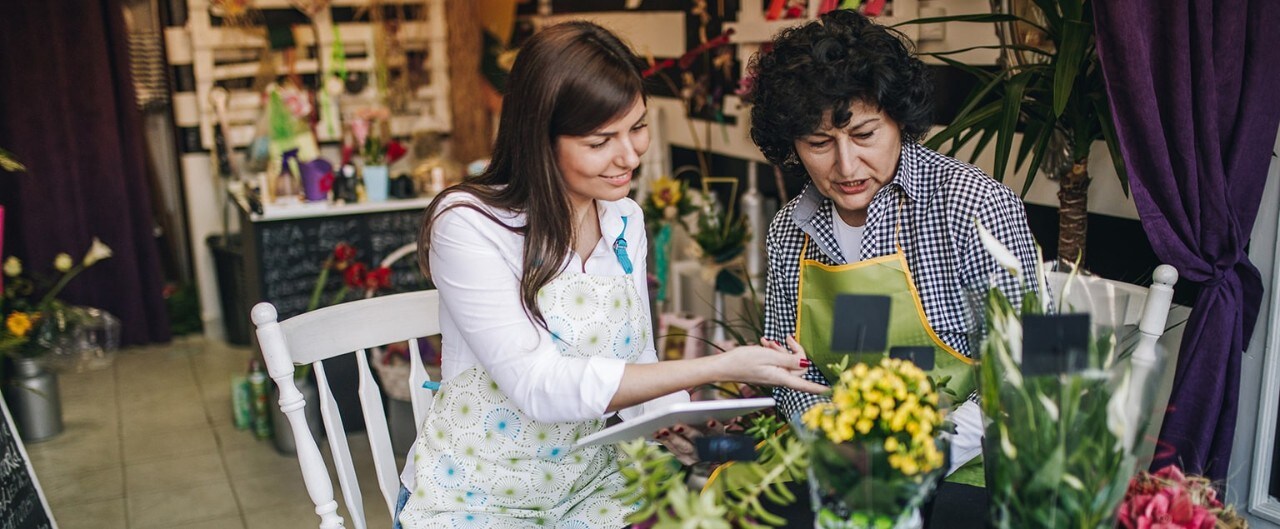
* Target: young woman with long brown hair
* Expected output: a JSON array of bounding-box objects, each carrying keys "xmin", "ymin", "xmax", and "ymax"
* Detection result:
[{"xmin": 394, "ymin": 21, "xmax": 824, "ymax": 528}]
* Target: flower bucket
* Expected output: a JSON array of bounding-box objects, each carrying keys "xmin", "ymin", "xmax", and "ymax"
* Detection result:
[
  {"xmin": 362, "ymin": 164, "xmax": 389, "ymax": 202},
  {"xmin": 796, "ymin": 358, "xmax": 950, "ymax": 529},
  {"xmin": 800, "ymin": 432, "xmax": 944, "ymax": 529},
  {"xmin": 3, "ymin": 358, "xmax": 64, "ymax": 442},
  {"xmin": 974, "ymin": 276, "xmax": 1164, "ymax": 529}
]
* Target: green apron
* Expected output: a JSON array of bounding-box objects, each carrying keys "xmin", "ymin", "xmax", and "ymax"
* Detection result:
[
  {"xmin": 795, "ymin": 236, "xmax": 975, "ymax": 404},
  {"xmin": 707, "ymin": 231, "xmax": 988, "ymax": 495},
  {"xmin": 797, "ymin": 236, "xmax": 985, "ymax": 488}
]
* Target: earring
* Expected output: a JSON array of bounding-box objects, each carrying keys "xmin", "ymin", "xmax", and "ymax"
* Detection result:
[{"xmin": 783, "ymin": 151, "xmax": 800, "ymax": 166}]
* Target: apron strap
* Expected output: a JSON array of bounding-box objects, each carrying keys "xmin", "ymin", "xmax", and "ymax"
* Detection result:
[
  {"xmin": 893, "ymin": 195, "xmax": 906, "ymax": 253},
  {"xmin": 613, "ymin": 216, "xmax": 634, "ymax": 274}
]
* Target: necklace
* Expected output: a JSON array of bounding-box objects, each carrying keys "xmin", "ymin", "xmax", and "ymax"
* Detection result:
[
  {"xmin": 574, "ymin": 201, "xmax": 598, "ymax": 240},
  {"xmin": 573, "ymin": 201, "xmax": 599, "ymax": 268}
]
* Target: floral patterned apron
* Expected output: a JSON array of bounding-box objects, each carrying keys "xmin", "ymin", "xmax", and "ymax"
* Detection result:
[{"xmin": 397, "ymin": 268, "xmax": 648, "ymax": 528}]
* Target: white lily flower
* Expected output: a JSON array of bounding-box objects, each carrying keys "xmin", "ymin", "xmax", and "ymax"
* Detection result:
[
  {"xmin": 1003, "ymin": 310, "xmax": 1023, "ymax": 364},
  {"xmin": 996, "ymin": 340, "xmax": 1024, "ymax": 389},
  {"xmin": 1034, "ymin": 245, "xmax": 1051, "ymax": 312},
  {"xmin": 1000, "ymin": 424, "xmax": 1018, "ymax": 459},
  {"xmin": 1107, "ymin": 369, "xmax": 1133, "ymax": 452},
  {"xmin": 1062, "ymin": 474, "xmax": 1085, "ymax": 491},
  {"xmin": 3, "ymin": 256, "xmax": 21, "ymax": 277},
  {"xmin": 54, "ymin": 253, "xmax": 73, "ymax": 272},
  {"xmin": 82, "ymin": 237, "xmax": 113, "ymax": 266},
  {"xmin": 976, "ymin": 220, "xmax": 1021, "ymax": 279},
  {"xmin": 1037, "ymin": 394, "xmax": 1059, "ymax": 422}
]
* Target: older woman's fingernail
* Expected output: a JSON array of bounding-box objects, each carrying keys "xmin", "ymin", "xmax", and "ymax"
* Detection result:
[
  {"xmin": 673, "ymin": 426, "xmax": 684, "ymax": 433},
  {"xmin": 658, "ymin": 430, "xmax": 669, "ymax": 438},
  {"xmin": 800, "ymin": 358, "xmax": 812, "ymax": 368},
  {"xmin": 707, "ymin": 420, "xmax": 718, "ymax": 428}
]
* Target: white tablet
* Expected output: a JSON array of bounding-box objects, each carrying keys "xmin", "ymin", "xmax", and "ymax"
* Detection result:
[{"xmin": 574, "ymin": 397, "xmax": 776, "ymax": 448}]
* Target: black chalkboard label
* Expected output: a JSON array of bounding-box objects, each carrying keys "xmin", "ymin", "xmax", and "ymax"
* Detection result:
[
  {"xmin": 255, "ymin": 208, "xmax": 429, "ymax": 320},
  {"xmin": 0, "ymin": 397, "xmax": 56, "ymax": 529}
]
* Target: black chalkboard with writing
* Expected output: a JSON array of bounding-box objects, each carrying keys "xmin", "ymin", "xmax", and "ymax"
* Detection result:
[
  {"xmin": 0, "ymin": 398, "xmax": 56, "ymax": 529},
  {"xmin": 250, "ymin": 208, "xmax": 428, "ymax": 321},
  {"xmin": 241, "ymin": 205, "xmax": 430, "ymax": 433}
]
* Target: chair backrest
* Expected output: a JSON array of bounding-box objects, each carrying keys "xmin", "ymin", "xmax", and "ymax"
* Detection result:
[
  {"xmin": 1044, "ymin": 264, "xmax": 1181, "ymax": 462},
  {"xmin": 1043, "ymin": 264, "xmax": 1179, "ymax": 361},
  {"xmin": 252, "ymin": 289, "xmax": 441, "ymax": 529}
]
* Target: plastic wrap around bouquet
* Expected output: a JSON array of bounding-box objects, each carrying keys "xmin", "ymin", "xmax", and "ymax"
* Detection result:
[
  {"xmin": 798, "ymin": 358, "xmax": 950, "ymax": 529},
  {"xmin": 970, "ymin": 222, "xmax": 1178, "ymax": 529}
]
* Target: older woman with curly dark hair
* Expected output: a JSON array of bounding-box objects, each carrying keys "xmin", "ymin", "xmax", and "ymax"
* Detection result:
[{"xmin": 748, "ymin": 9, "xmax": 1041, "ymax": 498}]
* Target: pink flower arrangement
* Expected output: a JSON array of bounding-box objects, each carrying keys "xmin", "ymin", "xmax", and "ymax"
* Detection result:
[{"xmin": 1117, "ymin": 466, "xmax": 1246, "ymax": 529}]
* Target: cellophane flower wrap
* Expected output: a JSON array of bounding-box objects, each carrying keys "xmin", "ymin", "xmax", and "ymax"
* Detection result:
[
  {"xmin": 799, "ymin": 358, "xmax": 948, "ymax": 529},
  {"xmin": 972, "ymin": 221, "xmax": 1167, "ymax": 529}
]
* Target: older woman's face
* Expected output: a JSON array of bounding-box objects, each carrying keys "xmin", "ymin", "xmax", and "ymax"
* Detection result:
[{"xmin": 795, "ymin": 100, "xmax": 902, "ymax": 227}]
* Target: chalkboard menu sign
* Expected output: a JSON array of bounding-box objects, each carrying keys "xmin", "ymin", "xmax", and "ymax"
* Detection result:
[
  {"xmin": 248, "ymin": 207, "xmax": 429, "ymax": 321},
  {"xmin": 239, "ymin": 203, "xmax": 432, "ymax": 433},
  {"xmin": 0, "ymin": 398, "xmax": 56, "ymax": 529}
]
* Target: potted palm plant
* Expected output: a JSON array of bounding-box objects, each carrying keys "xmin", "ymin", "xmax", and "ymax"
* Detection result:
[{"xmin": 898, "ymin": 0, "xmax": 1125, "ymax": 266}]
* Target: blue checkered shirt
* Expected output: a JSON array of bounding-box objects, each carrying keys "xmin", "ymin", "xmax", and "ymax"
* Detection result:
[{"xmin": 766, "ymin": 142, "xmax": 1041, "ymax": 422}]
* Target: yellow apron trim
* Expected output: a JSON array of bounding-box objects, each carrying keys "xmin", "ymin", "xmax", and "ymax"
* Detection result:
[
  {"xmin": 891, "ymin": 250, "xmax": 973, "ymax": 366},
  {"xmin": 794, "ymin": 236, "xmax": 972, "ymax": 366},
  {"xmin": 794, "ymin": 236, "xmax": 810, "ymax": 343}
]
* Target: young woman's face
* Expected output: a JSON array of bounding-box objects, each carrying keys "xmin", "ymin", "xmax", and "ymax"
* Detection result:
[
  {"xmin": 794, "ymin": 100, "xmax": 902, "ymax": 227},
  {"xmin": 556, "ymin": 97, "xmax": 650, "ymax": 211}
]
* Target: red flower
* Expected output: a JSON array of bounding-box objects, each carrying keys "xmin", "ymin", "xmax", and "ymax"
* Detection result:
[
  {"xmin": 333, "ymin": 243, "xmax": 357, "ymax": 264},
  {"xmin": 344, "ymin": 262, "xmax": 368, "ymax": 288},
  {"xmin": 364, "ymin": 266, "xmax": 392, "ymax": 291},
  {"xmin": 386, "ymin": 140, "xmax": 408, "ymax": 164},
  {"xmin": 1119, "ymin": 468, "xmax": 1218, "ymax": 529}
]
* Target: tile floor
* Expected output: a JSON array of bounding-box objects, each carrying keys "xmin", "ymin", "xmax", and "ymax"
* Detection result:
[{"xmin": 24, "ymin": 335, "xmax": 396, "ymax": 529}]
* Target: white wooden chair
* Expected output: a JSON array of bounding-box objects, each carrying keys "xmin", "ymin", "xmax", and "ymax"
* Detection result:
[
  {"xmin": 1044, "ymin": 264, "xmax": 1185, "ymax": 461},
  {"xmin": 252, "ymin": 290, "xmax": 440, "ymax": 529}
]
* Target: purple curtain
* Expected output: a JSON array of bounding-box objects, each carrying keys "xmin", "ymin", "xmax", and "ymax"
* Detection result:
[
  {"xmin": 0, "ymin": 0, "xmax": 171, "ymax": 345},
  {"xmin": 1094, "ymin": 1, "xmax": 1280, "ymax": 480}
]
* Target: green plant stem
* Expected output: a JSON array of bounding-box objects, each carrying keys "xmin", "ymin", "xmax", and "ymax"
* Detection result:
[
  {"xmin": 307, "ymin": 265, "xmax": 332, "ymax": 312},
  {"xmin": 327, "ymin": 285, "xmax": 350, "ymax": 307},
  {"xmin": 35, "ymin": 264, "xmax": 85, "ymax": 310}
]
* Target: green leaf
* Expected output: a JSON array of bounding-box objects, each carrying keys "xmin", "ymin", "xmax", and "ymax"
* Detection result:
[
  {"xmin": 1021, "ymin": 124, "xmax": 1056, "ymax": 197},
  {"xmin": 892, "ymin": 13, "xmax": 1049, "ymax": 36},
  {"xmin": 932, "ymin": 55, "xmax": 999, "ymax": 84},
  {"xmin": 1051, "ymin": 20, "xmax": 1091, "ymax": 117},
  {"xmin": 0, "ymin": 147, "xmax": 25, "ymax": 172},
  {"xmin": 918, "ymin": 44, "xmax": 1052, "ymax": 59},
  {"xmin": 993, "ymin": 71, "xmax": 1032, "ymax": 182},
  {"xmin": 924, "ymin": 101, "xmax": 1001, "ymax": 151},
  {"xmin": 969, "ymin": 128, "xmax": 997, "ymax": 166},
  {"xmin": 1091, "ymin": 95, "xmax": 1129, "ymax": 196},
  {"xmin": 1058, "ymin": 0, "xmax": 1084, "ymax": 22}
]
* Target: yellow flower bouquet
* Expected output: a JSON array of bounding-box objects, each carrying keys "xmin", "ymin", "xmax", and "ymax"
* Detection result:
[{"xmin": 799, "ymin": 358, "xmax": 949, "ymax": 529}]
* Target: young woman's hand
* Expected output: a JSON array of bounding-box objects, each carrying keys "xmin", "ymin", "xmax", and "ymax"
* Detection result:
[{"xmin": 715, "ymin": 335, "xmax": 829, "ymax": 394}]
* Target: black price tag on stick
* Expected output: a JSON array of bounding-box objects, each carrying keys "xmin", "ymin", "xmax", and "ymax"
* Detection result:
[
  {"xmin": 1020, "ymin": 314, "xmax": 1091, "ymax": 376},
  {"xmin": 830, "ymin": 294, "xmax": 891, "ymax": 353},
  {"xmin": 889, "ymin": 346, "xmax": 936, "ymax": 371},
  {"xmin": 696, "ymin": 435, "xmax": 758, "ymax": 463}
]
